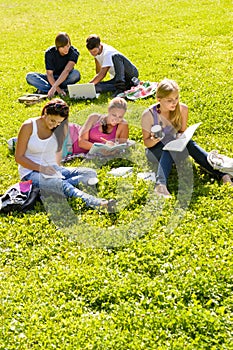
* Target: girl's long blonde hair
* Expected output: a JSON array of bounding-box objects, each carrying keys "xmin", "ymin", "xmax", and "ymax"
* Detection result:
[
  {"xmin": 102, "ymin": 97, "xmax": 127, "ymax": 133},
  {"xmin": 156, "ymin": 78, "xmax": 182, "ymax": 131}
]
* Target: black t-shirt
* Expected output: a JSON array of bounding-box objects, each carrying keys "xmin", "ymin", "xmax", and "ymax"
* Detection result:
[{"xmin": 45, "ymin": 45, "xmax": 79, "ymax": 76}]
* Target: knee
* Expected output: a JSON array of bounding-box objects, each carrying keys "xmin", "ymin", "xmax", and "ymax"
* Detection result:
[
  {"xmin": 146, "ymin": 149, "xmax": 159, "ymax": 165},
  {"xmin": 86, "ymin": 168, "xmax": 97, "ymax": 177},
  {"xmin": 186, "ymin": 139, "xmax": 196, "ymax": 150},
  {"xmin": 69, "ymin": 70, "xmax": 81, "ymax": 84},
  {"xmin": 112, "ymin": 54, "xmax": 122, "ymax": 64},
  {"xmin": 26, "ymin": 72, "xmax": 35, "ymax": 84}
]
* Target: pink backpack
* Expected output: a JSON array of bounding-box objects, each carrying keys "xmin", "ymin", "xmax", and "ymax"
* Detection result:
[
  {"xmin": 69, "ymin": 123, "xmax": 82, "ymax": 154},
  {"xmin": 62, "ymin": 123, "xmax": 87, "ymax": 160}
]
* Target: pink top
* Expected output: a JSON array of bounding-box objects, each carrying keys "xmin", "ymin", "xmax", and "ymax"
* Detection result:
[
  {"xmin": 73, "ymin": 122, "xmax": 118, "ymax": 154},
  {"xmin": 89, "ymin": 122, "xmax": 117, "ymax": 143}
]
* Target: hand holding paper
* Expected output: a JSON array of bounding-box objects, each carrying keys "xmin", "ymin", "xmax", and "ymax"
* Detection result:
[{"xmin": 163, "ymin": 122, "xmax": 202, "ymax": 152}]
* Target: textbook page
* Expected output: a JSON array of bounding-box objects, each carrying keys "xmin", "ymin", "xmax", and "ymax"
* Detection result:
[
  {"xmin": 89, "ymin": 142, "xmax": 128, "ymax": 155},
  {"xmin": 163, "ymin": 122, "xmax": 202, "ymax": 152}
]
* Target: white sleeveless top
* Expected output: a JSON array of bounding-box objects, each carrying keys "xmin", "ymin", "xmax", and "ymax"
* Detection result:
[{"xmin": 19, "ymin": 118, "xmax": 58, "ymax": 179}]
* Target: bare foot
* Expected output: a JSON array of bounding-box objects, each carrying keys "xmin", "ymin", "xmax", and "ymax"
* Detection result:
[
  {"xmin": 154, "ymin": 184, "xmax": 172, "ymax": 198},
  {"xmin": 222, "ymin": 174, "xmax": 233, "ymax": 186}
]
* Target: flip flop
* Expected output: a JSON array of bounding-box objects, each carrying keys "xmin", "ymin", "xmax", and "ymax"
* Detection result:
[{"xmin": 18, "ymin": 93, "xmax": 48, "ymax": 105}]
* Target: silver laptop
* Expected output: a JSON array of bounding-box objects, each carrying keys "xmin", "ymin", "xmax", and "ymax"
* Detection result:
[{"xmin": 67, "ymin": 83, "xmax": 99, "ymax": 99}]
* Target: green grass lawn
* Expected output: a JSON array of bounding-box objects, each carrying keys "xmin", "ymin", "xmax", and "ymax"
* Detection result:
[{"xmin": 1, "ymin": 0, "xmax": 233, "ymax": 348}]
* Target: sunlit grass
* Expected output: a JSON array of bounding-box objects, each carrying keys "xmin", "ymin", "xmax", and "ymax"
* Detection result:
[{"xmin": 0, "ymin": 0, "xmax": 233, "ymax": 348}]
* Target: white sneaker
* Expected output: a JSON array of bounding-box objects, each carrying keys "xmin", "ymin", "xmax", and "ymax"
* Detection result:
[
  {"xmin": 154, "ymin": 184, "xmax": 172, "ymax": 198},
  {"xmin": 87, "ymin": 177, "xmax": 99, "ymax": 186}
]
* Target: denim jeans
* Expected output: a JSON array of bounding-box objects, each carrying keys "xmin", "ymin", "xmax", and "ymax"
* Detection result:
[
  {"xmin": 26, "ymin": 70, "xmax": 81, "ymax": 92},
  {"xmin": 95, "ymin": 53, "xmax": 138, "ymax": 93},
  {"xmin": 186, "ymin": 140, "xmax": 225, "ymax": 178},
  {"xmin": 22, "ymin": 166, "xmax": 103, "ymax": 207},
  {"xmin": 146, "ymin": 139, "xmax": 225, "ymax": 185}
]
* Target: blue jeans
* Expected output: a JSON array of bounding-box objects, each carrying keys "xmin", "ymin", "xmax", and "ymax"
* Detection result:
[
  {"xmin": 95, "ymin": 53, "xmax": 138, "ymax": 93},
  {"xmin": 26, "ymin": 70, "xmax": 81, "ymax": 92},
  {"xmin": 22, "ymin": 166, "xmax": 103, "ymax": 207},
  {"xmin": 146, "ymin": 139, "xmax": 226, "ymax": 185}
]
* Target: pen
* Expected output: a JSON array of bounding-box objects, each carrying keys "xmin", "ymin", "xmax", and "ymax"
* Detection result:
[{"xmin": 100, "ymin": 137, "xmax": 109, "ymax": 143}]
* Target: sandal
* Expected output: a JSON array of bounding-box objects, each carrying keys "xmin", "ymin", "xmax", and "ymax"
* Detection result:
[{"xmin": 18, "ymin": 93, "xmax": 48, "ymax": 106}]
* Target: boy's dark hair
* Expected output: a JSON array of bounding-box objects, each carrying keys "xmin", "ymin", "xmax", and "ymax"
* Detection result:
[
  {"xmin": 55, "ymin": 32, "xmax": 71, "ymax": 48},
  {"xmin": 86, "ymin": 34, "xmax": 100, "ymax": 50}
]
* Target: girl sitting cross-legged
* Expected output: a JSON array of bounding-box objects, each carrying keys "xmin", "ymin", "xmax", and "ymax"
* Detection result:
[{"xmin": 15, "ymin": 98, "xmax": 114, "ymax": 209}]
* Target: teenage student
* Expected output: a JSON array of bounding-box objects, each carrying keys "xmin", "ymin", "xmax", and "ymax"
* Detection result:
[
  {"xmin": 15, "ymin": 98, "xmax": 114, "ymax": 209},
  {"xmin": 86, "ymin": 34, "xmax": 138, "ymax": 96},
  {"xmin": 26, "ymin": 32, "xmax": 81, "ymax": 98},
  {"xmin": 141, "ymin": 78, "xmax": 232, "ymax": 198}
]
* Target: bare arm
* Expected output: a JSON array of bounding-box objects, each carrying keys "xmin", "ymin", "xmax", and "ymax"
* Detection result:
[
  {"xmin": 47, "ymin": 61, "xmax": 75, "ymax": 98},
  {"xmin": 141, "ymin": 108, "xmax": 161, "ymax": 148},
  {"xmin": 89, "ymin": 62, "xmax": 110, "ymax": 84},
  {"xmin": 56, "ymin": 150, "xmax": 63, "ymax": 165},
  {"xmin": 56, "ymin": 123, "xmax": 68, "ymax": 164},
  {"xmin": 15, "ymin": 120, "xmax": 56, "ymax": 175},
  {"xmin": 95, "ymin": 58, "xmax": 101, "ymax": 73},
  {"xmin": 179, "ymin": 103, "xmax": 189, "ymax": 132},
  {"xmin": 115, "ymin": 120, "xmax": 129, "ymax": 142},
  {"xmin": 78, "ymin": 114, "xmax": 101, "ymax": 151}
]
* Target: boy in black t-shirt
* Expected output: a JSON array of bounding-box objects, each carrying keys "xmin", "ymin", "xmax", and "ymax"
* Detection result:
[{"xmin": 26, "ymin": 32, "xmax": 81, "ymax": 98}]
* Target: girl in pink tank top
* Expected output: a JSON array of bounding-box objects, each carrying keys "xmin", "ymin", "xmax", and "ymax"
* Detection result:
[{"xmin": 76, "ymin": 97, "xmax": 129, "ymax": 155}]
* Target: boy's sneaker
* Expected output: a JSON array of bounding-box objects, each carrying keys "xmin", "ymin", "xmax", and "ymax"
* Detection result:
[{"xmin": 154, "ymin": 184, "xmax": 172, "ymax": 199}]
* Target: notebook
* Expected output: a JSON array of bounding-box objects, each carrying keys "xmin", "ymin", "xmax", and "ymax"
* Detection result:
[
  {"xmin": 67, "ymin": 83, "xmax": 99, "ymax": 100},
  {"xmin": 163, "ymin": 122, "xmax": 202, "ymax": 152},
  {"xmin": 137, "ymin": 172, "xmax": 156, "ymax": 182},
  {"xmin": 88, "ymin": 142, "xmax": 128, "ymax": 156},
  {"xmin": 107, "ymin": 167, "xmax": 133, "ymax": 177}
]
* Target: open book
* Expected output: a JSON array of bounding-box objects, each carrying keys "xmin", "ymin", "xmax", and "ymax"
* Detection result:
[
  {"xmin": 88, "ymin": 140, "xmax": 135, "ymax": 156},
  {"xmin": 163, "ymin": 122, "xmax": 202, "ymax": 152}
]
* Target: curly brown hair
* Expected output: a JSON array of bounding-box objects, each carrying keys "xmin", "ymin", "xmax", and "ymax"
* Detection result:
[{"xmin": 41, "ymin": 98, "xmax": 69, "ymax": 151}]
